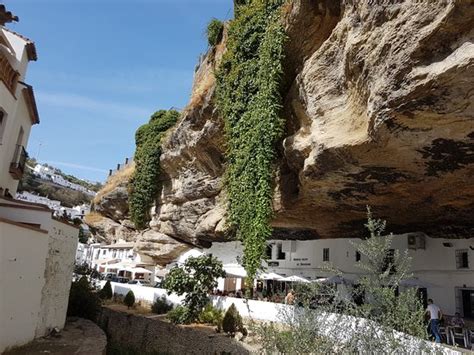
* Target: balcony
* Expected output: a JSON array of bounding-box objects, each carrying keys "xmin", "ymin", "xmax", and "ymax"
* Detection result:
[{"xmin": 9, "ymin": 144, "xmax": 27, "ymax": 180}]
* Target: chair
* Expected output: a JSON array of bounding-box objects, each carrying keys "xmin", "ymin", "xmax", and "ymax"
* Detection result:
[
  {"xmin": 439, "ymin": 326, "xmax": 449, "ymax": 344},
  {"xmin": 449, "ymin": 327, "xmax": 468, "ymax": 348},
  {"xmin": 468, "ymin": 329, "xmax": 474, "ymax": 350}
]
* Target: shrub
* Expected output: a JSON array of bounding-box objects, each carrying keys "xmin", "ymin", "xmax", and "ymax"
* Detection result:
[
  {"xmin": 198, "ymin": 303, "xmax": 224, "ymax": 330},
  {"xmin": 99, "ymin": 280, "xmax": 113, "ymax": 300},
  {"xmin": 163, "ymin": 254, "xmax": 225, "ymax": 323},
  {"xmin": 67, "ymin": 276, "xmax": 101, "ymax": 321},
  {"xmin": 151, "ymin": 295, "xmax": 173, "ymax": 315},
  {"xmin": 124, "ymin": 290, "xmax": 135, "ymax": 309},
  {"xmin": 207, "ymin": 18, "xmax": 224, "ymax": 47},
  {"xmin": 222, "ymin": 303, "xmax": 245, "ymax": 336},
  {"xmin": 167, "ymin": 306, "xmax": 190, "ymax": 324}
]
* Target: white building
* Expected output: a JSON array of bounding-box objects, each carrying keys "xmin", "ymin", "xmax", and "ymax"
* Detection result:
[
  {"xmin": 33, "ymin": 163, "xmax": 96, "ymax": 196},
  {"xmin": 0, "ymin": 8, "xmax": 79, "ymax": 352},
  {"xmin": 78, "ymin": 241, "xmax": 156, "ymax": 282},
  {"xmin": 201, "ymin": 234, "xmax": 474, "ymax": 319}
]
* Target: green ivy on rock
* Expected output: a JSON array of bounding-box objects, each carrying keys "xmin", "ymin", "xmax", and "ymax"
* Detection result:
[
  {"xmin": 216, "ymin": 0, "xmax": 286, "ymax": 281},
  {"xmin": 129, "ymin": 109, "xmax": 180, "ymax": 229}
]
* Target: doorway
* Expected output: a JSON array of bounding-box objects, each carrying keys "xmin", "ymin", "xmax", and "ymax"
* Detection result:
[{"xmin": 461, "ymin": 289, "xmax": 474, "ymax": 319}]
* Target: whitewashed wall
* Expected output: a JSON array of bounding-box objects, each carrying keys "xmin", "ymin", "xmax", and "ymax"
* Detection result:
[
  {"xmin": 0, "ymin": 221, "xmax": 49, "ymax": 353},
  {"xmin": 36, "ymin": 220, "xmax": 78, "ymax": 337}
]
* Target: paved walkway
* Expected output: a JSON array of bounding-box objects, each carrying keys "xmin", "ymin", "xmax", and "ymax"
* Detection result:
[{"xmin": 5, "ymin": 318, "xmax": 107, "ymax": 355}]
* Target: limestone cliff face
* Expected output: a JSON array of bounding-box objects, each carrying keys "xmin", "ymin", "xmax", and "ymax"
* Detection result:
[{"xmin": 90, "ymin": 0, "xmax": 474, "ymax": 263}]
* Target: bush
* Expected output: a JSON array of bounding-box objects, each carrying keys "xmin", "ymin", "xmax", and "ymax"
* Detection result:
[
  {"xmin": 198, "ymin": 303, "xmax": 224, "ymax": 330},
  {"xmin": 151, "ymin": 296, "xmax": 173, "ymax": 315},
  {"xmin": 167, "ymin": 306, "xmax": 190, "ymax": 324},
  {"xmin": 163, "ymin": 255, "xmax": 225, "ymax": 323},
  {"xmin": 67, "ymin": 276, "xmax": 101, "ymax": 321},
  {"xmin": 99, "ymin": 280, "xmax": 113, "ymax": 300},
  {"xmin": 207, "ymin": 18, "xmax": 224, "ymax": 47},
  {"xmin": 124, "ymin": 290, "xmax": 135, "ymax": 309},
  {"xmin": 222, "ymin": 303, "xmax": 245, "ymax": 336}
]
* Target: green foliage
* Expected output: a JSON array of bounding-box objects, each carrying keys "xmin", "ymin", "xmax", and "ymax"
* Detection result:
[
  {"xmin": 215, "ymin": 0, "xmax": 286, "ymax": 281},
  {"xmin": 67, "ymin": 276, "xmax": 101, "ymax": 321},
  {"xmin": 151, "ymin": 295, "xmax": 173, "ymax": 315},
  {"xmin": 124, "ymin": 290, "xmax": 136, "ymax": 309},
  {"xmin": 222, "ymin": 303, "xmax": 245, "ymax": 336},
  {"xmin": 207, "ymin": 18, "xmax": 224, "ymax": 47},
  {"xmin": 99, "ymin": 280, "xmax": 113, "ymax": 300},
  {"xmin": 198, "ymin": 303, "xmax": 224, "ymax": 330},
  {"xmin": 129, "ymin": 110, "xmax": 179, "ymax": 229},
  {"xmin": 167, "ymin": 305, "xmax": 190, "ymax": 324},
  {"xmin": 163, "ymin": 255, "xmax": 226, "ymax": 322},
  {"xmin": 78, "ymin": 227, "xmax": 88, "ymax": 243}
]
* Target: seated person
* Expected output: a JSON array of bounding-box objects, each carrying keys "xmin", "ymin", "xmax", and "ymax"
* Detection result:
[{"xmin": 450, "ymin": 312, "xmax": 465, "ymax": 328}]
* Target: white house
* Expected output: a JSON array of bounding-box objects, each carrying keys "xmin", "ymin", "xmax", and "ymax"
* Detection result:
[
  {"xmin": 78, "ymin": 240, "xmax": 156, "ymax": 282},
  {"xmin": 202, "ymin": 234, "xmax": 474, "ymax": 319},
  {"xmin": 0, "ymin": 8, "xmax": 79, "ymax": 352}
]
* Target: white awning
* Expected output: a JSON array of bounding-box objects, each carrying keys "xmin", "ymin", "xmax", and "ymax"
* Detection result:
[
  {"xmin": 279, "ymin": 275, "xmax": 310, "ymax": 283},
  {"xmin": 258, "ymin": 272, "xmax": 284, "ymax": 280},
  {"xmin": 124, "ymin": 267, "xmax": 153, "ymax": 274},
  {"xmin": 224, "ymin": 264, "xmax": 246, "ymax": 278}
]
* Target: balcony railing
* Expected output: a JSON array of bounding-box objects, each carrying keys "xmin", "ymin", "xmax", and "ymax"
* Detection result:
[{"xmin": 9, "ymin": 144, "xmax": 27, "ymax": 180}]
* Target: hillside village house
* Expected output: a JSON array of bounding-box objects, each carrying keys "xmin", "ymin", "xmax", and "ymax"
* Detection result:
[
  {"xmin": 196, "ymin": 235, "xmax": 474, "ymax": 319},
  {"xmin": 0, "ymin": 7, "xmax": 79, "ymax": 352},
  {"xmin": 77, "ymin": 241, "xmax": 156, "ymax": 282}
]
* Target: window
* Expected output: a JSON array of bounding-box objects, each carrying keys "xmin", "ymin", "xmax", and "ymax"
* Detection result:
[
  {"xmin": 456, "ymin": 250, "xmax": 469, "ymax": 269},
  {"xmin": 0, "ymin": 110, "xmax": 6, "ymax": 144},
  {"xmin": 355, "ymin": 251, "xmax": 361, "ymax": 262},
  {"xmin": 323, "ymin": 248, "xmax": 330, "ymax": 262},
  {"xmin": 102, "ymin": 250, "xmax": 106, "ymax": 255},
  {"xmin": 266, "ymin": 244, "xmax": 272, "ymax": 259},
  {"xmin": 276, "ymin": 243, "xmax": 285, "ymax": 260}
]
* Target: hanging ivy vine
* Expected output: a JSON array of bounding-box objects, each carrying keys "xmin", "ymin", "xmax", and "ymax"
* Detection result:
[
  {"xmin": 129, "ymin": 109, "xmax": 180, "ymax": 229},
  {"xmin": 216, "ymin": 0, "xmax": 286, "ymax": 281}
]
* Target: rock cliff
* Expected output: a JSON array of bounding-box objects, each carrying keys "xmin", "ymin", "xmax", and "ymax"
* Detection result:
[{"xmin": 89, "ymin": 0, "xmax": 474, "ymax": 263}]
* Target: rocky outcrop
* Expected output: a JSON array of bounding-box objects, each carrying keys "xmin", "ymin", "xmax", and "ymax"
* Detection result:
[
  {"xmin": 90, "ymin": 0, "xmax": 474, "ymax": 261},
  {"xmin": 154, "ymin": 0, "xmax": 474, "ymax": 244}
]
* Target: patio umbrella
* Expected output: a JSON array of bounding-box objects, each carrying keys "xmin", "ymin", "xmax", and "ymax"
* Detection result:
[
  {"xmin": 279, "ymin": 275, "xmax": 310, "ymax": 283},
  {"xmin": 313, "ymin": 275, "xmax": 355, "ymax": 285},
  {"xmin": 258, "ymin": 272, "xmax": 284, "ymax": 280},
  {"xmin": 400, "ymin": 277, "xmax": 438, "ymax": 288}
]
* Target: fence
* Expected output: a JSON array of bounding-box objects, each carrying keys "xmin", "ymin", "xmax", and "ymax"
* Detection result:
[{"xmin": 107, "ymin": 157, "xmax": 134, "ymax": 179}]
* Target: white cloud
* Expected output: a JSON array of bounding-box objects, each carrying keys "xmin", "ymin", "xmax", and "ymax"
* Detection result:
[
  {"xmin": 43, "ymin": 160, "xmax": 108, "ymax": 173},
  {"xmin": 36, "ymin": 91, "xmax": 152, "ymax": 120}
]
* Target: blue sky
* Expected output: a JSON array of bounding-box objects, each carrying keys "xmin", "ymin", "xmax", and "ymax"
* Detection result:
[{"xmin": 5, "ymin": 0, "xmax": 233, "ymax": 182}]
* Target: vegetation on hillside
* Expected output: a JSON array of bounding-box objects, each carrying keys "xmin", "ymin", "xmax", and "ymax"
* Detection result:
[
  {"xmin": 215, "ymin": 0, "xmax": 287, "ymax": 282},
  {"xmin": 206, "ymin": 18, "xmax": 224, "ymax": 47},
  {"xmin": 129, "ymin": 109, "xmax": 180, "ymax": 229},
  {"xmin": 18, "ymin": 167, "xmax": 92, "ymax": 207}
]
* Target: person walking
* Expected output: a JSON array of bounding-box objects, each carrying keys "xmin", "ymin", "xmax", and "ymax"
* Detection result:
[{"xmin": 426, "ymin": 298, "xmax": 443, "ymax": 343}]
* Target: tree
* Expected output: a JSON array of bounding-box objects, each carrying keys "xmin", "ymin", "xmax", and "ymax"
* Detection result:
[
  {"xmin": 78, "ymin": 227, "xmax": 88, "ymax": 243},
  {"xmin": 222, "ymin": 303, "xmax": 246, "ymax": 336},
  {"xmin": 163, "ymin": 254, "xmax": 226, "ymax": 323},
  {"xmin": 99, "ymin": 280, "xmax": 113, "ymax": 300},
  {"xmin": 124, "ymin": 290, "xmax": 135, "ymax": 309},
  {"xmin": 67, "ymin": 276, "xmax": 101, "ymax": 321}
]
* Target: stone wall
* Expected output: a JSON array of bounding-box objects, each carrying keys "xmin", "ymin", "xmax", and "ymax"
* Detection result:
[{"xmin": 97, "ymin": 307, "xmax": 252, "ymax": 355}]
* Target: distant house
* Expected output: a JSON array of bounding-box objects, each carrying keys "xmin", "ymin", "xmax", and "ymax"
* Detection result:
[{"xmin": 0, "ymin": 7, "xmax": 79, "ymax": 353}]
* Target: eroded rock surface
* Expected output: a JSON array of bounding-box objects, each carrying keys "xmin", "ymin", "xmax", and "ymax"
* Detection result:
[{"xmin": 90, "ymin": 0, "xmax": 474, "ymax": 262}]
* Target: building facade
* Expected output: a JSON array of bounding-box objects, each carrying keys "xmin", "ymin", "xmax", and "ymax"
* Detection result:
[
  {"xmin": 202, "ymin": 234, "xmax": 474, "ymax": 319},
  {"xmin": 0, "ymin": 8, "xmax": 79, "ymax": 352}
]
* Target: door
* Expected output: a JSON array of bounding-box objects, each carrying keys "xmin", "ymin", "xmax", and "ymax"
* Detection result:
[{"xmin": 461, "ymin": 290, "xmax": 474, "ymax": 319}]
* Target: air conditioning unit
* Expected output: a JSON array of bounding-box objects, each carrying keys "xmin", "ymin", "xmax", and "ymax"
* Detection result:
[{"xmin": 407, "ymin": 233, "xmax": 426, "ymax": 250}]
